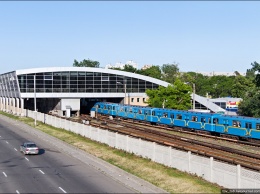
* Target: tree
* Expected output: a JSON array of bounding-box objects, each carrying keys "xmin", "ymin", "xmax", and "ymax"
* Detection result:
[
  {"xmin": 251, "ymin": 61, "xmax": 260, "ymax": 87},
  {"xmin": 137, "ymin": 65, "xmax": 162, "ymax": 80},
  {"xmin": 231, "ymin": 75, "xmax": 254, "ymax": 98},
  {"xmin": 161, "ymin": 63, "xmax": 180, "ymax": 84},
  {"xmin": 146, "ymin": 79, "xmax": 192, "ymax": 110},
  {"xmin": 73, "ymin": 59, "xmax": 100, "ymax": 68}
]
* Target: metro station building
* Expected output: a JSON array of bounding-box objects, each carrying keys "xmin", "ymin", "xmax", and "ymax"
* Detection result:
[{"xmin": 0, "ymin": 67, "xmax": 169, "ymax": 117}]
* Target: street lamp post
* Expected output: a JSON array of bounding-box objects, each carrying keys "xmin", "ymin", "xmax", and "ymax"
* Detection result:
[
  {"xmin": 34, "ymin": 75, "xmax": 37, "ymax": 127},
  {"xmin": 117, "ymin": 81, "xmax": 127, "ymax": 104}
]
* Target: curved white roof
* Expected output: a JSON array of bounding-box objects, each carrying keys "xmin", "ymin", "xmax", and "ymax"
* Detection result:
[{"xmin": 16, "ymin": 67, "xmax": 170, "ymax": 87}]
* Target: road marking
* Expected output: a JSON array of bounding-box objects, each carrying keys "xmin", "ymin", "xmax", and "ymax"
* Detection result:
[
  {"xmin": 14, "ymin": 148, "xmax": 17, "ymax": 151},
  {"xmin": 39, "ymin": 170, "xmax": 45, "ymax": 174},
  {"xmin": 16, "ymin": 190, "xmax": 20, "ymax": 194},
  {"xmin": 59, "ymin": 187, "xmax": 67, "ymax": 193},
  {"xmin": 6, "ymin": 141, "xmax": 9, "ymax": 144},
  {"xmin": 3, "ymin": 172, "xmax": 7, "ymax": 177},
  {"xmin": 25, "ymin": 157, "xmax": 29, "ymax": 161}
]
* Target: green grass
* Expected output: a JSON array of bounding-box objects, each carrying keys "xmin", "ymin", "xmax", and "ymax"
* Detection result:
[{"xmin": 0, "ymin": 111, "xmax": 222, "ymax": 193}]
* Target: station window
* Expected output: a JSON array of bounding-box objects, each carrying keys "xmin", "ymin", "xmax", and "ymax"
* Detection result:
[
  {"xmin": 143, "ymin": 98, "xmax": 145, "ymax": 102},
  {"xmin": 131, "ymin": 98, "xmax": 134, "ymax": 102},
  {"xmin": 137, "ymin": 98, "xmax": 140, "ymax": 102},
  {"xmin": 44, "ymin": 75, "xmax": 53, "ymax": 80}
]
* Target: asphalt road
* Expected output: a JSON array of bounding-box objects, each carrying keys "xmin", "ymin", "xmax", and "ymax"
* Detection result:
[{"xmin": 0, "ymin": 114, "xmax": 167, "ymax": 193}]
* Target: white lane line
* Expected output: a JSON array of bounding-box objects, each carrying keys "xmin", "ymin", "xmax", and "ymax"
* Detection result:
[
  {"xmin": 14, "ymin": 148, "xmax": 17, "ymax": 151},
  {"xmin": 6, "ymin": 141, "xmax": 9, "ymax": 144},
  {"xmin": 59, "ymin": 187, "xmax": 67, "ymax": 193},
  {"xmin": 16, "ymin": 190, "xmax": 20, "ymax": 194},
  {"xmin": 25, "ymin": 157, "xmax": 29, "ymax": 161},
  {"xmin": 39, "ymin": 170, "xmax": 45, "ymax": 174},
  {"xmin": 3, "ymin": 172, "xmax": 7, "ymax": 177}
]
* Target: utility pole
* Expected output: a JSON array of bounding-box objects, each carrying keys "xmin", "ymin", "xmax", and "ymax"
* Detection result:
[{"xmin": 34, "ymin": 75, "xmax": 37, "ymax": 126}]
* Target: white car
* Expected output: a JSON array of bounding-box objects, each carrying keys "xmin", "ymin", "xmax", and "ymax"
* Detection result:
[{"xmin": 20, "ymin": 142, "xmax": 39, "ymax": 155}]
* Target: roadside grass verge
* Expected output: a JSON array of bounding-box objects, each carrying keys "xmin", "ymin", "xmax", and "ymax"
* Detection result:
[{"xmin": 0, "ymin": 112, "xmax": 222, "ymax": 193}]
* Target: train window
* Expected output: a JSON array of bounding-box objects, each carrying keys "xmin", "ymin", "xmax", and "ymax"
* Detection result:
[
  {"xmin": 232, "ymin": 120, "xmax": 241, "ymax": 127},
  {"xmin": 104, "ymin": 105, "xmax": 107, "ymax": 109},
  {"xmin": 201, "ymin": 118, "xmax": 206, "ymax": 123},
  {"xmin": 120, "ymin": 107, "xmax": 124, "ymax": 112},
  {"xmin": 163, "ymin": 113, "xmax": 168, "ymax": 118},
  {"xmin": 213, "ymin": 118, "xmax": 218, "ymax": 124},
  {"xmin": 125, "ymin": 108, "xmax": 127, "ymax": 112},
  {"xmin": 257, "ymin": 124, "xmax": 260, "ymax": 130},
  {"xmin": 177, "ymin": 114, "xmax": 182, "ymax": 119},
  {"xmin": 245, "ymin": 122, "xmax": 252, "ymax": 129},
  {"xmin": 170, "ymin": 114, "xmax": 174, "ymax": 119},
  {"xmin": 192, "ymin": 116, "xmax": 198, "ymax": 122},
  {"xmin": 208, "ymin": 118, "xmax": 211, "ymax": 123},
  {"xmin": 129, "ymin": 108, "xmax": 132, "ymax": 113},
  {"xmin": 108, "ymin": 106, "xmax": 111, "ymax": 110},
  {"xmin": 144, "ymin": 111, "xmax": 147, "ymax": 115},
  {"xmin": 152, "ymin": 111, "xmax": 155, "ymax": 116},
  {"xmin": 138, "ymin": 109, "xmax": 142, "ymax": 114},
  {"xmin": 113, "ymin": 106, "xmax": 115, "ymax": 110}
]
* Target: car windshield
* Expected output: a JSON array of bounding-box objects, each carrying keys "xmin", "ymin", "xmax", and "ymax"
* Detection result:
[{"xmin": 26, "ymin": 144, "xmax": 37, "ymax": 148}]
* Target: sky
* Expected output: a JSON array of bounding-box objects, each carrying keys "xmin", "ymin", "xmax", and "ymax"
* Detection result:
[{"xmin": 0, "ymin": 1, "xmax": 259, "ymax": 74}]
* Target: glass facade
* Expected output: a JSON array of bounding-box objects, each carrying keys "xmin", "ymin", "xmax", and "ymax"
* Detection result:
[
  {"xmin": 0, "ymin": 71, "xmax": 20, "ymax": 98},
  {"xmin": 17, "ymin": 71, "xmax": 159, "ymax": 93}
]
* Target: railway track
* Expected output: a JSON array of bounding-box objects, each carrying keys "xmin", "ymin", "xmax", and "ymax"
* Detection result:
[
  {"xmin": 85, "ymin": 114, "xmax": 260, "ymax": 148},
  {"xmin": 80, "ymin": 114, "xmax": 260, "ymax": 171}
]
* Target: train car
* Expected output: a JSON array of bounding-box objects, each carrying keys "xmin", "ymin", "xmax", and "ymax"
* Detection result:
[
  {"xmin": 186, "ymin": 111, "xmax": 220, "ymax": 132},
  {"xmin": 90, "ymin": 102, "xmax": 260, "ymax": 140}
]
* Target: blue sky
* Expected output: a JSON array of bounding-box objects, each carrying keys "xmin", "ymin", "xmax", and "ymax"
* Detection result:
[{"xmin": 0, "ymin": 1, "xmax": 259, "ymax": 74}]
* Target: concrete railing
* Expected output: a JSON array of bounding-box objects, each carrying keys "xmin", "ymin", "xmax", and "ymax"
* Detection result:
[{"xmin": 4, "ymin": 108, "xmax": 260, "ymax": 189}]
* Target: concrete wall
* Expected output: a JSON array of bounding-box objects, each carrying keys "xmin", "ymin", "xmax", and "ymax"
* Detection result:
[{"xmin": 5, "ymin": 107, "xmax": 260, "ymax": 189}]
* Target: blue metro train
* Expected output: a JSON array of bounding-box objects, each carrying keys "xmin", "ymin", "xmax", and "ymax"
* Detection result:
[{"xmin": 91, "ymin": 102, "xmax": 260, "ymax": 141}]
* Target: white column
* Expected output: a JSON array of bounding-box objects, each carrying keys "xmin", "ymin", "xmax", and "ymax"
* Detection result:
[
  {"xmin": 6, "ymin": 98, "xmax": 11, "ymax": 113},
  {"xmin": 188, "ymin": 151, "xmax": 191, "ymax": 172},
  {"xmin": 3, "ymin": 97, "xmax": 6, "ymax": 111},
  {"xmin": 0, "ymin": 97, "xmax": 3, "ymax": 111},
  {"xmin": 16, "ymin": 98, "xmax": 20, "ymax": 115},
  {"xmin": 12, "ymin": 98, "xmax": 15, "ymax": 114},
  {"xmin": 20, "ymin": 98, "xmax": 24, "ymax": 116}
]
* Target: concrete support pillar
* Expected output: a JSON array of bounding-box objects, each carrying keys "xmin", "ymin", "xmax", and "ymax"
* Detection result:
[
  {"xmin": 20, "ymin": 98, "xmax": 24, "ymax": 116},
  {"xmin": 3, "ymin": 97, "xmax": 6, "ymax": 111},
  {"xmin": 12, "ymin": 98, "xmax": 15, "ymax": 114},
  {"xmin": 7, "ymin": 97, "xmax": 10, "ymax": 112},
  {"xmin": 0, "ymin": 97, "xmax": 3, "ymax": 111},
  {"xmin": 16, "ymin": 98, "xmax": 20, "ymax": 115}
]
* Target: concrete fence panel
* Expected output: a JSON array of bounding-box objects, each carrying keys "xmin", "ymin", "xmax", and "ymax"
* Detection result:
[
  {"xmin": 190, "ymin": 155, "xmax": 211, "ymax": 181},
  {"xmin": 154, "ymin": 144, "xmax": 171, "ymax": 166},
  {"xmin": 99, "ymin": 129, "xmax": 108, "ymax": 144},
  {"xmin": 107, "ymin": 131, "xmax": 116, "ymax": 148},
  {"xmin": 241, "ymin": 168, "xmax": 260, "ymax": 188},
  {"xmin": 60, "ymin": 119, "xmax": 66, "ymax": 129},
  {"xmin": 212, "ymin": 160, "xmax": 237, "ymax": 188},
  {"xmin": 171, "ymin": 149, "xmax": 189, "ymax": 172},
  {"xmin": 127, "ymin": 137, "xmax": 140, "ymax": 155},
  {"xmin": 139, "ymin": 140, "xmax": 154, "ymax": 159},
  {"xmin": 116, "ymin": 133, "xmax": 128, "ymax": 151}
]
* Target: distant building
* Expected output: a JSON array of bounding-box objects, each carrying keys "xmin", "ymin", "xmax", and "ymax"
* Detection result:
[
  {"xmin": 196, "ymin": 71, "xmax": 246, "ymax": 77},
  {"xmin": 105, "ymin": 60, "xmax": 138, "ymax": 69},
  {"xmin": 141, "ymin": 65, "xmax": 152, "ymax": 70}
]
